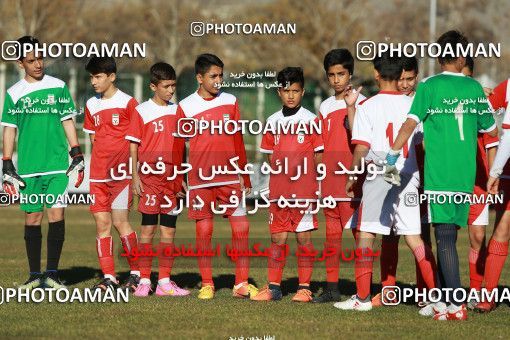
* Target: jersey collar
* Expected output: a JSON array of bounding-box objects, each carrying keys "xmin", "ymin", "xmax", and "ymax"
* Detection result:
[{"xmin": 441, "ymin": 71, "xmax": 465, "ymax": 77}]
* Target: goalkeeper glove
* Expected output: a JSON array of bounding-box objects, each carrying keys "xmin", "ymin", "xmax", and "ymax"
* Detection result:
[
  {"xmin": 66, "ymin": 145, "xmax": 85, "ymax": 188},
  {"xmin": 2, "ymin": 158, "xmax": 26, "ymax": 195},
  {"xmin": 384, "ymin": 149, "xmax": 401, "ymax": 186}
]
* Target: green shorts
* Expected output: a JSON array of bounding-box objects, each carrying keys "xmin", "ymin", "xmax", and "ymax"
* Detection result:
[
  {"xmin": 428, "ymin": 193, "xmax": 470, "ymax": 227},
  {"xmin": 20, "ymin": 172, "xmax": 69, "ymax": 213}
]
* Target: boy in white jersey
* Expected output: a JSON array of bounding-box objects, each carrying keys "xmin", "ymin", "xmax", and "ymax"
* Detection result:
[
  {"xmin": 313, "ymin": 49, "xmax": 365, "ymax": 303},
  {"xmin": 1, "ymin": 36, "xmax": 84, "ymax": 290},
  {"xmin": 334, "ymin": 53, "xmax": 436, "ymax": 312}
]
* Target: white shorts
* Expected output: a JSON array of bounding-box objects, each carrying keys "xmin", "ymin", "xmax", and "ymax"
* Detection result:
[{"xmin": 359, "ymin": 174, "xmax": 421, "ymax": 236}]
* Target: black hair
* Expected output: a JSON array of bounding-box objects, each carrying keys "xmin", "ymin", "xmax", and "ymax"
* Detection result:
[
  {"xmin": 373, "ymin": 52, "xmax": 403, "ymax": 81},
  {"xmin": 16, "ymin": 36, "xmax": 40, "ymax": 61},
  {"xmin": 85, "ymin": 57, "xmax": 117, "ymax": 75},
  {"xmin": 323, "ymin": 49, "xmax": 354, "ymax": 75},
  {"xmin": 436, "ymin": 30, "xmax": 469, "ymax": 65},
  {"xmin": 464, "ymin": 55, "xmax": 474, "ymax": 73},
  {"xmin": 401, "ymin": 56, "xmax": 418, "ymax": 73},
  {"xmin": 150, "ymin": 62, "xmax": 176, "ymax": 85},
  {"xmin": 195, "ymin": 53, "xmax": 224, "ymax": 75},
  {"xmin": 277, "ymin": 67, "xmax": 305, "ymax": 88}
]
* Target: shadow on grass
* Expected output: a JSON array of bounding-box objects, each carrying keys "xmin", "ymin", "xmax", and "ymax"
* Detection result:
[{"xmin": 59, "ymin": 266, "xmax": 101, "ymax": 285}]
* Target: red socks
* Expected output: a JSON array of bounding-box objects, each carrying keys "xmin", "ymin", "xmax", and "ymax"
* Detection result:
[
  {"xmin": 96, "ymin": 236, "xmax": 115, "ymax": 277},
  {"xmin": 469, "ymin": 247, "xmax": 486, "ymax": 290},
  {"xmin": 355, "ymin": 247, "xmax": 373, "ymax": 300},
  {"xmin": 229, "ymin": 215, "xmax": 250, "ymax": 285},
  {"xmin": 412, "ymin": 244, "xmax": 436, "ymax": 289},
  {"xmin": 138, "ymin": 242, "xmax": 153, "ymax": 279},
  {"xmin": 196, "ymin": 219, "xmax": 214, "ymax": 286},
  {"xmin": 297, "ymin": 242, "xmax": 315, "ymax": 285},
  {"xmin": 325, "ymin": 216, "xmax": 342, "ymax": 283},
  {"xmin": 380, "ymin": 235, "xmax": 399, "ymax": 287},
  {"xmin": 268, "ymin": 243, "xmax": 288, "ymax": 284},
  {"xmin": 120, "ymin": 232, "xmax": 139, "ymax": 272},
  {"xmin": 484, "ymin": 239, "xmax": 509, "ymax": 291},
  {"xmin": 158, "ymin": 242, "xmax": 175, "ymax": 280}
]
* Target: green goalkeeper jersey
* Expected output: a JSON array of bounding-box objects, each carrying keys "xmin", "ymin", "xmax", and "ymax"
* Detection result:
[
  {"xmin": 1, "ymin": 75, "xmax": 77, "ymax": 177},
  {"xmin": 408, "ymin": 71, "xmax": 496, "ymax": 194}
]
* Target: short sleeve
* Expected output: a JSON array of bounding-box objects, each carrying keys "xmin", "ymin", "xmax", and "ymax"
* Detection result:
[
  {"xmin": 83, "ymin": 105, "xmax": 95, "ymax": 134},
  {"xmin": 1, "ymin": 93, "xmax": 18, "ymax": 128},
  {"xmin": 59, "ymin": 84, "xmax": 77, "ymax": 121},
  {"xmin": 311, "ymin": 117, "xmax": 324, "ymax": 152},
  {"xmin": 482, "ymin": 132, "xmax": 499, "ymax": 149},
  {"xmin": 488, "ymin": 80, "xmax": 508, "ymax": 111},
  {"xmin": 351, "ymin": 104, "xmax": 371, "ymax": 148},
  {"xmin": 408, "ymin": 81, "xmax": 431, "ymax": 123},
  {"xmin": 260, "ymin": 121, "xmax": 275, "ymax": 154},
  {"xmin": 126, "ymin": 108, "xmax": 143, "ymax": 143},
  {"xmin": 477, "ymin": 85, "xmax": 496, "ymax": 133}
]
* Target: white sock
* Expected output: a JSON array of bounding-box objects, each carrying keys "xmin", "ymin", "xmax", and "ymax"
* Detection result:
[
  {"xmin": 158, "ymin": 278, "xmax": 170, "ymax": 285},
  {"xmin": 104, "ymin": 274, "xmax": 117, "ymax": 283},
  {"xmin": 140, "ymin": 278, "xmax": 151, "ymax": 285}
]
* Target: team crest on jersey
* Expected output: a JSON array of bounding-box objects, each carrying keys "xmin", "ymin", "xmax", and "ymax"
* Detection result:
[
  {"xmin": 112, "ymin": 113, "xmax": 120, "ymax": 126},
  {"xmin": 47, "ymin": 94, "xmax": 55, "ymax": 105},
  {"xmin": 223, "ymin": 113, "xmax": 230, "ymax": 121},
  {"xmin": 297, "ymin": 133, "xmax": 305, "ymax": 144}
]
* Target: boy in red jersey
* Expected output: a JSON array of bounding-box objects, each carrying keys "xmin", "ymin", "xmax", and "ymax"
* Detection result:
[
  {"xmin": 83, "ymin": 57, "xmax": 140, "ymax": 291},
  {"xmin": 313, "ymin": 49, "xmax": 365, "ymax": 303},
  {"xmin": 251, "ymin": 67, "xmax": 324, "ymax": 302},
  {"xmin": 460, "ymin": 58, "xmax": 498, "ymax": 310},
  {"xmin": 474, "ymin": 77, "xmax": 510, "ymax": 313},
  {"xmin": 126, "ymin": 62, "xmax": 189, "ymax": 297},
  {"xmin": 175, "ymin": 54, "xmax": 256, "ymax": 299}
]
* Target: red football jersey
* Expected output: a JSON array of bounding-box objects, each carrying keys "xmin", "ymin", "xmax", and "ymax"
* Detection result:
[
  {"xmin": 126, "ymin": 99, "xmax": 181, "ymax": 165},
  {"xmin": 175, "ymin": 91, "xmax": 251, "ymax": 189},
  {"xmin": 318, "ymin": 94, "xmax": 365, "ymax": 199},
  {"xmin": 83, "ymin": 89, "xmax": 138, "ymax": 182},
  {"xmin": 260, "ymin": 107, "xmax": 324, "ymax": 201}
]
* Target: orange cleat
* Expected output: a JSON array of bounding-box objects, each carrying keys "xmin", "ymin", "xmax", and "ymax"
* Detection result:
[{"xmin": 292, "ymin": 288, "xmax": 313, "ymax": 302}]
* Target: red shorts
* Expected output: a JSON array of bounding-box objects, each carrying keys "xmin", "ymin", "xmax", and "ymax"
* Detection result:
[
  {"xmin": 269, "ymin": 202, "xmax": 318, "ymax": 234},
  {"xmin": 138, "ymin": 174, "xmax": 181, "ymax": 215},
  {"xmin": 468, "ymin": 185, "xmax": 489, "ymax": 225},
  {"xmin": 496, "ymin": 178, "xmax": 510, "ymax": 212},
  {"xmin": 323, "ymin": 200, "xmax": 360, "ymax": 229},
  {"xmin": 187, "ymin": 183, "xmax": 245, "ymax": 220},
  {"xmin": 89, "ymin": 179, "xmax": 132, "ymax": 213}
]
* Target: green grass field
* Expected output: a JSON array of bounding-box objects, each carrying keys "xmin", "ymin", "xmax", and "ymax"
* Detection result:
[{"xmin": 0, "ymin": 204, "xmax": 508, "ymax": 339}]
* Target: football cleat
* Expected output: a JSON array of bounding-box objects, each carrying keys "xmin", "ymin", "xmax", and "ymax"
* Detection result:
[
  {"xmin": 292, "ymin": 288, "xmax": 313, "ymax": 302},
  {"xmin": 251, "ymin": 285, "xmax": 282, "ymax": 301},
  {"xmin": 18, "ymin": 273, "xmax": 43, "ymax": 291},
  {"xmin": 334, "ymin": 295, "xmax": 372, "ymax": 311},
  {"xmin": 474, "ymin": 301, "xmax": 496, "ymax": 313},
  {"xmin": 156, "ymin": 281, "xmax": 190, "ymax": 296},
  {"xmin": 43, "ymin": 271, "xmax": 67, "ymax": 290},
  {"xmin": 232, "ymin": 282, "xmax": 258, "ymax": 298},
  {"xmin": 197, "ymin": 285, "xmax": 215, "ymax": 299},
  {"xmin": 93, "ymin": 278, "xmax": 119, "ymax": 292},
  {"xmin": 134, "ymin": 283, "xmax": 152, "ymax": 297},
  {"xmin": 433, "ymin": 304, "xmax": 468, "ymax": 321},
  {"xmin": 312, "ymin": 288, "xmax": 340, "ymax": 303},
  {"xmin": 122, "ymin": 274, "xmax": 140, "ymax": 293}
]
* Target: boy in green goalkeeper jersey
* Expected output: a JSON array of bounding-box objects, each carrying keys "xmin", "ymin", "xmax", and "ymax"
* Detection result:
[
  {"xmin": 1, "ymin": 36, "xmax": 85, "ymax": 290},
  {"xmin": 386, "ymin": 31, "xmax": 497, "ymax": 320}
]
